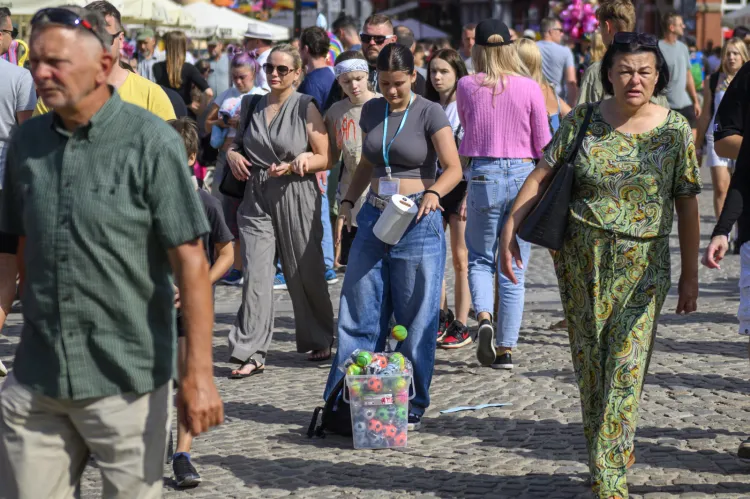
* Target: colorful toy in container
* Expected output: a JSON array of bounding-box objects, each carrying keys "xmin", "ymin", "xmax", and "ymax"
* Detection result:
[{"xmin": 342, "ymin": 335, "xmax": 415, "ymax": 449}]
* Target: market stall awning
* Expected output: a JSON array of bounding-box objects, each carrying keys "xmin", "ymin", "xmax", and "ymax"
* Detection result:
[
  {"xmin": 120, "ymin": 0, "xmax": 194, "ymax": 25},
  {"xmin": 393, "ymin": 18, "xmax": 448, "ymax": 40},
  {"xmin": 181, "ymin": 2, "xmax": 289, "ymax": 40},
  {"xmin": 725, "ymin": 6, "xmax": 750, "ymax": 29},
  {"xmin": 7, "ymin": 0, "xmax": 88, "ymax": 15}
]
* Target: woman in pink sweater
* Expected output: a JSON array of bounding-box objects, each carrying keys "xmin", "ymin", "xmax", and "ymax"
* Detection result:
[{"xmin": 456, "ymin": 19, "xmax": 551, "ymax": 370}]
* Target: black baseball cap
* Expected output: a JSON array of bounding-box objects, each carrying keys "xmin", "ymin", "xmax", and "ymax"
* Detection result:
[{"xmin": 475, "ymin": 19, "xmax": 513, "ymax": 47}]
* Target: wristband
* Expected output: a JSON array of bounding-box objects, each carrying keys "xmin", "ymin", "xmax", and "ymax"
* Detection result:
[
  {"xmin": 424, "ymin": 189, "xmax": 441, "ymax": 201},
  {"xmin": 341, "ymin": 199, "xmax": 355, "ymax": 208}
]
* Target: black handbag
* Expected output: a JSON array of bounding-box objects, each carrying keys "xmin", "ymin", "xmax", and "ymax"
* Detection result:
[
  {"xmin": 517, "ymin": 103, "xmax": 594, "ymax": 250},
  {"xmin": 219, "ymin": 94, "xmax": 263, "ymax": 199}
]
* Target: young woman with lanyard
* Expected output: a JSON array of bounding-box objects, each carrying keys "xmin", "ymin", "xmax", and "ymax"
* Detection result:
[
  {"xmin": 323, "ymin": 44, "xmax": 463, "ymax": 430},
  {"xmin": 424, "ymin": 48, "xmax": 473, "ymax": 349},
  {"xmin": 324, "ymin": 51, "xmax": 378, "ymax": 267}
]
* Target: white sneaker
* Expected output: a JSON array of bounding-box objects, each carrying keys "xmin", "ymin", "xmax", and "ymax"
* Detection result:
[{"xmin": 0, "ymin": 359, "xmax": 7, "ymax": 376}]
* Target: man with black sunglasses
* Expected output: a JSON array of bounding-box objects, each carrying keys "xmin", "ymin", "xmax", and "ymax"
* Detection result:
[
  {"xmin": 33, "ymin": 1, "xmax": 176, "ymax": 121},
  {"xmin": 324, "ymin": 13, "xmax": 426, "ymax": 111},
  {"xmin": 0, "ymin": 6, "xmax": 36, "ymax": 379},
  {"xmin": 0, "ymin": 7, "xmax": 223, "ymax": 497}
]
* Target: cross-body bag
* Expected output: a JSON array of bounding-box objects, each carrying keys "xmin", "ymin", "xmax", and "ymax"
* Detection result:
[
  {"xmin": 517, "ymin": 103, "xmax": 594, "ymax": 251},
  {"xmin": 219, "ymin": 93, "xmax": 263, "ymax": 199}
]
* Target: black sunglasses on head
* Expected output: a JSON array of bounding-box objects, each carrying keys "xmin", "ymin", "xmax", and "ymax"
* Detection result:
[
  {"xmin": 613, "ymin": 32, "xmax": 658, "ymax": 47},
  {"xmin": 31, "ymin": 8, "xmax": 107, "ymax": 46},
  {"xmin": 263, "ymin": 63, "xmax": 291, "ymax": 76},
  {"xmin": 361, "ymin": 33, "xmax": 389, "ymax": 45}
]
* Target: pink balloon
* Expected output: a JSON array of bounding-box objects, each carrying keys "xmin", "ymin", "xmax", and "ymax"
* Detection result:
[
  {"xmin": 560, "ymin": 10, "xmax": 571, "ymax": 21},
  {"xmin": 571, "ymin": 25, "xmax": 580, "ymax": 39},
  {"xmin": 583, "ymin": 4, "xmax": 594, "ymax": 14}
]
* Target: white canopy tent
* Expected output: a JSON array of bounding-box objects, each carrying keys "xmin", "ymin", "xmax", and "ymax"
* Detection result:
[
  {"xmin": 182, "ymin": 2, "xmax": 289, "ymax": 40},
  {"xmin": 8, "ymin": 0, "xmax": 89, "ymax": 15},
  {"xmin": 120, "ymin": 0, "xmax": 195, "ymax": 26},
  {"xmin": 724, "ymin": 6, "xmax": 750, "ymax": 29}
]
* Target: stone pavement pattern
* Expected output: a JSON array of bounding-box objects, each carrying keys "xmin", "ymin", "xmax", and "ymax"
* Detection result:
[{"xmin": 3, "ymin": 167, "xmax": 750, "ymax": 498}]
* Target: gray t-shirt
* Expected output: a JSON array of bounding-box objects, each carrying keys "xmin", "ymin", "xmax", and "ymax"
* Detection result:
[
  {"xmin": 360, "ymin": 94, "xmax": 451, "ymax": 180},
  {"xmin": 658, "ymin": 39, "xmax": 692, "ymax": 109},
  {"xmin": 0, "ymin": 60, "xmax": 36, "ymax": 187},
  {"xmin": 537, "ymin": 40, "xmax": 575, "ymax": 99},
  {"xmin": 207, "ymin": 54, "xmax": 230, "ymax": 97}
]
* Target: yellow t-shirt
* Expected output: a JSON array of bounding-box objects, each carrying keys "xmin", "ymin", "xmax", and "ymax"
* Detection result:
[{"xmin": 34, "ymin": 72, "xmax": 176, "ymax": 120}]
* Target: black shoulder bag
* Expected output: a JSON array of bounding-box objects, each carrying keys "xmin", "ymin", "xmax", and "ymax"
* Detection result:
[
  {"xmin": 517, "ymin": 103, "xmax": 594, "ymax": 251},
  {"xmin": 219, "ymin": 93, "xmax": 263, "ymax": 199}
]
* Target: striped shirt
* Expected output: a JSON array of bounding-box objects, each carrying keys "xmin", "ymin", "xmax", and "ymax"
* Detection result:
[{"xmin": 0, "ymin": 91, "xmax": 210, "ymax": 399}]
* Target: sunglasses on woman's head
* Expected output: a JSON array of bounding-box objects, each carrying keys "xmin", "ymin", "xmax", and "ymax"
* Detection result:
[
  {"xmin": 361, "ymin": 33, "xmax": 389, "ymax": 45},
  {"xmin": 613, "ymin": 32, "xmax": 658, "ymax": 47},
  {"xmin": 263, "ymin": 63, "xmax": 291, "ymax": 76}
]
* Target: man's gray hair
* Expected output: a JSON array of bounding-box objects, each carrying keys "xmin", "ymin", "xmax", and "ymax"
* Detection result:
[
  {"xmin": 540, "ymin": 17, "xmax": 560, "ymax": 34},
  {"xmin": 0, "ymin": 7, "xmax": 11, "ymax": 29},
  {"xmin": 32, "ymin": 5, "xmax": 110, "ymax": 47}
]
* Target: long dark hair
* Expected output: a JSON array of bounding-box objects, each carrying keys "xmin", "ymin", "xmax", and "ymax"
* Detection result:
[
  {"xmin": 425, "ymin": 48, "xmax": 468, "ymax": 104},
  {"xmin": 376, "ymin": 43, "xmax": 414, "ymax": 73}
]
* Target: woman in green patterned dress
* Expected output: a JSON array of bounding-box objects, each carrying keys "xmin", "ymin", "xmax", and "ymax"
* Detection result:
[{"xmin": 499, "ymin": 33, "xmax": 702, "ymax": 499}]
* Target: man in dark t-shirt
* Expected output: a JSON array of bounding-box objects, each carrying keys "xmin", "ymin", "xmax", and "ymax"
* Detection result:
[
  {"xmin": 299, "ymin": 27, "xmax": 335, "ymax": 111},
  {"xmin": 705, "ymin": 60, "xmax": 750, "ymax": 460}
]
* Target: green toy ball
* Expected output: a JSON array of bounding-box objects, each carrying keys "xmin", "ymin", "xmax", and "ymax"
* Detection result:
[
  {"xmin": 376, "ymin": 407, "xmax": 390, "ymax": 421},
  {"xmin": 347, "ymin": 364, "xmax": 363, "ymax": 376},
  {"xmin": 396, "ymin": 406, "xmax": 408, "ymax": 421},
  {"xmin": 393, "ymin": 377, "xmax": 409, "ymax": 392},
  {"xmin": 389, "ymin": 352, "xmax": 406, "ymax": 370},
  {"xmin": 355, "ymin": 351, "xmax": 373, "ymax": 367},
  {"xmin": 348, "ymin": 380, "xmax": 362, "ymax": 396},
  {"xmin": 391, "ymin": 325, "xmax": 408, "ymax": 341}
]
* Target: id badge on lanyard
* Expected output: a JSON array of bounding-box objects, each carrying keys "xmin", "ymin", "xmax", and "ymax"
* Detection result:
[{"xmin": 380, "ymin": 93, "xmax": 414, "ymax": 197}]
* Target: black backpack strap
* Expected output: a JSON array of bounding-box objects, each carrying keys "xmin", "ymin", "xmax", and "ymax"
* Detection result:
[
  {"xmin": 564, "ymin": 103, "xmax": 594, "ymax": 164},
  {"xmin": 240, "ymin": 94, "xmax": 264, "ymax": 134},
  {"xmin": 307, "ymin": 406, "xmax": 323, "ymax": 438}
]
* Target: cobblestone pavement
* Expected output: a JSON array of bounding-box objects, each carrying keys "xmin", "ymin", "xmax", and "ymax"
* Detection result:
[{"xmin": 3, "ymin": 168, "xmax": 750, "ymax": 498}]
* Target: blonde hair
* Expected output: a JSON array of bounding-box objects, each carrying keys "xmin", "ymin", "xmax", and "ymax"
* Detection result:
[
  {"xmin": 270, "ymin": 43, "xmax": 303, "ymax": 71},
  {"xmin": 596, "ymin": 0, "xmax": 636, "ymax": 32},
  {"xmin": 164, "ymin": 31, "xmax": 187, "ymax": 89},
  {"xmin": 721, "ymin": 37, "xmax": 750, "ymax": 75},
  {"xmin": 590, "ymin": 32, "xmax": 606, "ymax": 63},
  {"xmin": 515, "ymin": 38, "xmax": 546, "ymax": 88},
  {"xmin": 471, "ymin": 35, "xmax": 529, "ymax": 95}
]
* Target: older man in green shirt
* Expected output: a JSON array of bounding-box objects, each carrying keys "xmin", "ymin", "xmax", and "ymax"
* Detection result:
[
  {"xmin": 0, "ymin": 7, "xmax": 223, "ymax": 498},
  {"xmin": 577, "ymin": 0, "xmax": 669, "ymax": 108}
]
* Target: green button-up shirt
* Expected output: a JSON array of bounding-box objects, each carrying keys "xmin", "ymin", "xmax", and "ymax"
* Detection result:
[{"xmin": 1, "ymin": 91, "xmax": 209, "ymax": 400}]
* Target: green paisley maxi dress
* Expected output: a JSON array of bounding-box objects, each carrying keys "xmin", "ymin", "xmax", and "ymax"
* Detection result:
[{"xmin": 544, "ymin": 104, "xmax": 702, "ymax": 499}]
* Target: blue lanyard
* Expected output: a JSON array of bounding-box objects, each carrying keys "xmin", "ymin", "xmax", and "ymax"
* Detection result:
[{"xmin": 382, "ymin": 93, "xmax": 415, "ymax": 178}]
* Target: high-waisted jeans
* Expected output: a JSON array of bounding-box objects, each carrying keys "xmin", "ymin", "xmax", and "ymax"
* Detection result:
[
  {"xmin": 465, "ymin": 158, "xmax": 535, "ymax": 348},
  {"xmin": 324, "ymin": 192, "xmax": 446, "ymax": 415}
]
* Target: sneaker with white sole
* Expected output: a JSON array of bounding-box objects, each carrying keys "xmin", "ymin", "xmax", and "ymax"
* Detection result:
[
  {"xmin": 439, "ymin": 320, "xmax": 472, "ymax": 349},
  {"xmin": 325, "ymin": 269, "xmax": 339, "ymax": 285},
  {"xmin": 0, "ymin": 359, "xmax": 7, "ymax": 376},
  {"xmin": 219, "ymin": 269, "xmax": 243, "ymax": 287},
  {"xmin": 273, "ymin": 273, "xmax": 287, "ymax": 290},
  {"xmin": 407, "ymin": 413, "xmax": 422, "ymax": 431},
  {"xmin": 491, "ymin": 352, "xmax": 514, "ymax": 370},
  {"xmin": 476, "ymin": 318, "xmax": 496, "ymax": 366}
]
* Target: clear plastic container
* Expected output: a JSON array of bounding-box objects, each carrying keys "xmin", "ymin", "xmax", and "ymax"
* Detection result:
[{"xmin": 344, "ymin": 374, "xmax": 413, "ymax": 449}]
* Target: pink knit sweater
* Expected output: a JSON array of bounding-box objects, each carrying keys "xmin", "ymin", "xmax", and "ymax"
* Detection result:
[{"xmin": 456, "ymin": 74, "xmax": 551, "ymax": 159}]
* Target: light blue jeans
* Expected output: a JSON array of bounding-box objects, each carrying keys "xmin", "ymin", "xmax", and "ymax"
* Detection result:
[
  {"xmin": 320, "ymin": 171, "xmax": 334, "ymax": 270},
  {"xmin": 465, "ymin": 158, "xmax": 534, "ymax": 349},
  {"xmin": 324, "ymin": 194, "xmax": 446, "ymax": 415}
]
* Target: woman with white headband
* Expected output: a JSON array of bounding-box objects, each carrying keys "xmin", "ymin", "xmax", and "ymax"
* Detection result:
[{"xmin": 325, "ymin": 51, "xmax": 378, "ymax": 266}]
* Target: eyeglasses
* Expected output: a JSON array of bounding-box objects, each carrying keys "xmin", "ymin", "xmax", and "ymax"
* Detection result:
[
  {"xmin": 361, "ymin": 33, "xmax": 389, "ymax": 45},
  {"xmin": 549, "ymin": 28, "xmax": 563, "ymax": 33},
  {"xmin": 31, "ymin": 8, "xmax": 107, "ymax": 46},
  {"xmin": 110, "ymin": 30, "xmax": 123, "ymax": 45},
  {"xmin": 0, "ymin": 29, "xmax": 12, "ymax": 38},
  {"xmin": 613, "ymin": 32, "xmax": 658, "ymax": 47},
  {"xmin": 263, "ymin": 63, "xmax": 291, "ymax": 76}
]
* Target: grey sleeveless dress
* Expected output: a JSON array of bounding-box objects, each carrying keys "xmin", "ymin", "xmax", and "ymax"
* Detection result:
[{"xmin": 228, "ymin": 92, "xmax": 334, "ymax": 363}]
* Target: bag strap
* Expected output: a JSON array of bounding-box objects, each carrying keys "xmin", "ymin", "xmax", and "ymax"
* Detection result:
[
  {"xmin": 307, "ymin": 406, "xmax": 323, "ymax": 438},
  {"xmin": 240, "ymin": 93, "xmax": 264, "ymax": 137},
  {"xmin": 709, "ymin": 72, "xmax": 720, "ymax": 114},
  {"xmin": 564, "ymin": 103, "xmax": 594, "ymax": 164}
]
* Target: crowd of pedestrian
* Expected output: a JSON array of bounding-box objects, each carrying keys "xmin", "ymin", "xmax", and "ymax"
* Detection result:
[{"xmin": 1, "ymin": 1, "xmax": 750, "ymax": 498}]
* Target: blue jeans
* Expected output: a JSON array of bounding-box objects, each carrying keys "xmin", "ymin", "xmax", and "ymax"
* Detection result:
[
  {"xmin": 324, "ymin": 196, "xmax": 446, "ymax": 415},
  {"xmin": 465, "ymin": 158, "xmax": 534, "ymax": 349},
  {"xmin": 320, "ymin": 171, "xmax": 334, "ymax": 270}
]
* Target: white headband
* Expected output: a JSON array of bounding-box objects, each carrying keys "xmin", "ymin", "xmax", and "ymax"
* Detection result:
[{"xmin": 335, "ymin": 59, "xmax": 369, "ymax": 78}]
